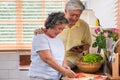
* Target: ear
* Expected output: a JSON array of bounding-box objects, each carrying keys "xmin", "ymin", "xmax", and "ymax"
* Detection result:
[{"xmin": 64, "ymin": 9, "xmax": 67, "ymax": 14}]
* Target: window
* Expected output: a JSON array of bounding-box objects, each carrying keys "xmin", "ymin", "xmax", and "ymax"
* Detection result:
[{"xmin": 0, "ymin": 0, "xmax": 66, "ymax": 51}]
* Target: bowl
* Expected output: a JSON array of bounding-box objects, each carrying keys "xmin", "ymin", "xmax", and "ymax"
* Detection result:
[{"xmin": 76, "ymin": 60, "xmax": 103, "ymax": 73}]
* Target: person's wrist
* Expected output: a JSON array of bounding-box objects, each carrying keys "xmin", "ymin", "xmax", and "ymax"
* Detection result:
[
  {"xmin": 62, "ymin": 68, "xmax": 67, "ymax": 76},
  {"xmin": 63, "ymin": 65, "xmax": 69, "ymax": 69}
]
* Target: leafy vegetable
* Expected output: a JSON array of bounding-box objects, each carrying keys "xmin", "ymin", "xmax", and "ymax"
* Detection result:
[{"xmin": 82, "ymin": 54, "xmax": 103, "ymax": 63}]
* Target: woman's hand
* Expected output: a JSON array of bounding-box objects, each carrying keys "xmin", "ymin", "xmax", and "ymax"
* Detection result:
[
  {"xmin": 34, "ymin": 28, "xmax": 46, "ymax": 35},
  {"xmin": 63, "ymin": 69, "xmax": 76, "ymax": 78},
  {"xmin": 63, "ymin": 65, "xmax": 71, "ymax": 70}
]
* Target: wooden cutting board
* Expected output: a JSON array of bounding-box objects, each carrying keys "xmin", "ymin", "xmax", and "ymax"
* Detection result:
[{"xmin": 62, "ymin": 73, "xmax": 107, "ymax": 80}]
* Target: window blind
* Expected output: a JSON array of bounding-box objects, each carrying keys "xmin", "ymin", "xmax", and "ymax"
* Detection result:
[{"xmin": 0, "ymin": 0, "xmax": 66, "ymax": 51}]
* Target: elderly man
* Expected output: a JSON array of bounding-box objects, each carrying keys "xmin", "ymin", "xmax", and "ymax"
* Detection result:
[
  {"xmin": 35, "ymin": 0, "xmax": 92, "ymax": 71},
  {"xmin": 61, "ymin": 0, "xmax": 92, "ymax": 70}
]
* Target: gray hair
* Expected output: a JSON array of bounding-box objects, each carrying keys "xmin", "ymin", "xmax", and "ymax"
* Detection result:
[
  {"xmin": 65, "ymin": 0, "xmax": 85, "ymax": 10},
  {"xmin": 45, "ymin": 12, "xmax": 68, "ymax": 29}
]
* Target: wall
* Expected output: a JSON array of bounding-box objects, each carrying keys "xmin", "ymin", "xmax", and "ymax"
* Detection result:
[
  {"xmin": 116, "ymin": 0, "xmax": 120, "ymax": 53},
  {"xmin": 117, "ymin": 0, "xmax": 120, "ymax": 33},
  {"xmin": 0, "ymin": 53, "xmax": 30, "ymax": 80},
  {"xmin": 86, "ymin": 0, "xmax": 117, "ymax": 28}
]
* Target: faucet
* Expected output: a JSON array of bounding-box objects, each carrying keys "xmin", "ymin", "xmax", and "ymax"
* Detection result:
[
  {"xmin": 109, "ymin": 38, "xmax": 120, "ymax": 62},
  {"xmin": 112, "ymin": 38, "xmax": 120, "ymax": 53}
]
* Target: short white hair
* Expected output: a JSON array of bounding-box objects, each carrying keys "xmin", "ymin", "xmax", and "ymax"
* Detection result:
[{"xmin": 65, "ymin": 0, "xmax": 85, "ymax": 10}]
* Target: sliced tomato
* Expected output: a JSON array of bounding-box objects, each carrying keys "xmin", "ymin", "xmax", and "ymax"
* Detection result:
[
  {"xmin": 94, "ymin": 75, "xmax": 103, "ymax": 79},
  {"xmin": 78, "ymin": 57, "xmax": 82, "ymax": 62},
  {"xmin": 75, "ymin": 73, "xmax": 86, "ymax": 78}
]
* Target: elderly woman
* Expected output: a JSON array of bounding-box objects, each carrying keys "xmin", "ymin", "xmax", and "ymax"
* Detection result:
[
  {"xmin": 28, "ymin": 12, "xmax": 76, "ymax": 80},
  {"xmin": 34, "ymin": 0, "xmax": 92, "ymax": 71}
]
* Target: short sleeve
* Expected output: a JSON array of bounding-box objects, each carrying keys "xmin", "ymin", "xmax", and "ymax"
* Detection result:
[{"xmin": 32, "ymin": 34, "xmax": 49, "ymax": 52}]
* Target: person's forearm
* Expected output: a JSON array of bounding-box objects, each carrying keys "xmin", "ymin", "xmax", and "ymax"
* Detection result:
[
  {"xmin": 62, "ymin": 56, "xmax": 70, "ymax": 69},
  {"xmin": 44, "ymin": 56, "xmax": 66, "ymax": 74},
  {"xmin": 45, "ymin": 57, "xmax": 76, "ymax": 78},
  {"xmin": 38, "ymin": 51, "xmax": 76, "ymax": 77}
]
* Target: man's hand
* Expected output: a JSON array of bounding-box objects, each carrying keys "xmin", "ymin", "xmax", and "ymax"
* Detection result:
[
  {"xmin": 83, "ymin": 44, "xmax": 90, "ymax": 51},
  {"xmin": 69, "ymin": 44, "xmax": 90, "ymax": 53},
  {"xmin": 70, "ymin": 47, "xmax": 83, "ymax": 53},
  {"xmin": 34, "ymin": 27, "xmax": 46, "ymax": 35}
]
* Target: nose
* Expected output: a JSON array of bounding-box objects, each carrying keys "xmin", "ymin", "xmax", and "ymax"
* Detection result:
[
  {"xmin": 72, "ymin": 15, "xmax": 78, "ymax": 21},
  {"xmin": 57, "ymin": 30, "xmax": 62, "ymax": 34},
  {"xmin": 56, "ymin": 29, "xmax": 63, "ymax": 35}
]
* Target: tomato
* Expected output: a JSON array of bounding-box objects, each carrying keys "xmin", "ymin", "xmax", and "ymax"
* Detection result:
[
  {"xmin": 78, "ymin": 57, "xmax": 82, "ymax": 62},
  {"xmin": 94, "ymin": 75, "xmax": 103, "ymax": 79},
  {"xmin": 75, "ymin": 73, "xmax": 86, "ymax": 78}
]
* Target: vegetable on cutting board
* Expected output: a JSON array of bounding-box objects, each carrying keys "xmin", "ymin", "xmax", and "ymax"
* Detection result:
[{"xmin": 75, "ymin": 73, "xmax": 86, "ymax": 78}]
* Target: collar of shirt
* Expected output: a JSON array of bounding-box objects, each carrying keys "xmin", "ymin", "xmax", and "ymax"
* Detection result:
[{"xmin": 66, "ymin": 20, "xmax": 80, "ymax": 29}]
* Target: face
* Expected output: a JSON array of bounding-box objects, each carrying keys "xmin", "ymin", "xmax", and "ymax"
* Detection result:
[
  {"xmin": 46, "ymin": 24, "xmax": 66, "ymax": 38},
  {"xmin": 65, "ymin": 9, "xmax": 83, "ymax": 26}
]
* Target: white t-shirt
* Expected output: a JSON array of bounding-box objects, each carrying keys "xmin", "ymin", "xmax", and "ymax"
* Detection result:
[{"xmin": 28, "ymin": 34, "xmax": 65, "ymax": 80}]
